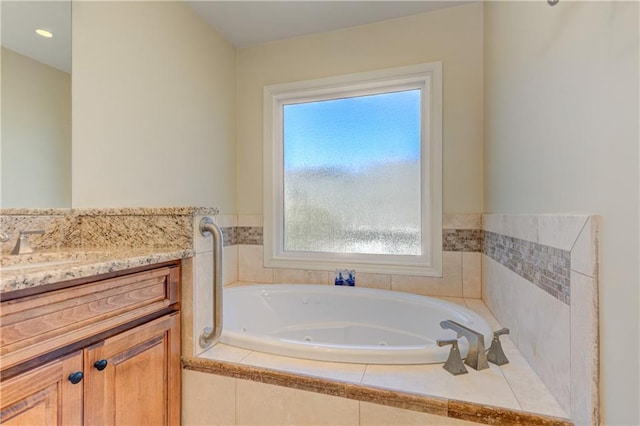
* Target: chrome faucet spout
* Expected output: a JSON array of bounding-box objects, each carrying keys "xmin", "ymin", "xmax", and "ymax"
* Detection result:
[
  {"xmin": 11, "ymin": 230, "xmax": 45, "ymax": 255},
  {"xmin": 440, "ymin": 320, "xmax": 489, "ymax": 371}
]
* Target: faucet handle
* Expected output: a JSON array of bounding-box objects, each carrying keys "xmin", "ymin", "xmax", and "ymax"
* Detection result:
[
  {"xmin": 487, "ymin": 328, "xmax": 510, "ymax": 366},
  {"xmin": 493, "ymin": 328, "xmax": 509, "ymax": 338},
  {"xmin": 437, "ymin": 339, "xmax": 468, "ymax": 376}
]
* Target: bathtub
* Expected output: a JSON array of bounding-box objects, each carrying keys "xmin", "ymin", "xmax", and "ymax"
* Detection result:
[{"xmin": 219, "ymin": 284, "xmax": 493, "ymax": 364}]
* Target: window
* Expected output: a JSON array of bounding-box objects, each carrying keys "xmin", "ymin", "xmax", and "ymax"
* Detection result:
[{"xmin": 264, "ymin": 62, "xmax": 442, "ymax": 276}]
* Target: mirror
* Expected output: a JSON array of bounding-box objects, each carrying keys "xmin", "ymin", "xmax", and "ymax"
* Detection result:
[{"xmin": 1, "ymin": 1, "xmax": 72, "ymax": 208}]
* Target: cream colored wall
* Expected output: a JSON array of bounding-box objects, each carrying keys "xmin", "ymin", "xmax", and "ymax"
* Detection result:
[
  {"xmin": 236, "ymin": 2, "xmax": 483, "ymax": 215},
  {"xmin": 483, "ymin": 2, "xmax": 639, "ymax": 424},
  {"xmin": 72, "ymin": 1, "xmax": 236, "ymax": 212},
  {"xmin": 1, "ymin": 47, "xmax": 71, "ymax": 208}
]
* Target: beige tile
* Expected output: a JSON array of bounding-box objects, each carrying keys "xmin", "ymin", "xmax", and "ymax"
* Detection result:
[
  {"xmin": 498, "ymin": 338, "xmax": 567, "ymax": 419},
  {"xmin": 223, "ymin": 245, "xmax": 238, "ymax": 285},
  {"xmin": 182, "ymin": 370, "xmax": 236, "ymax": 426},
  {"xmin": 200, "ymin": 343, "xmax": 252, "ymax": 363},
  {"xmin": 360, "ymin": 401, "xmax": 477, "ymax": 425},
  {"xmin": 516, "ymin": 279, "xmax": 571, "ymax": 414},
  {"xmin": 272, "ymin": 269, "xmax": 330, "ymax": 285},
  {"xmin": 362, "ymin": 363, "xmax": 521, "ymax": 411},
  {"xmin": 356, "ymin": 272, "xmax": 391, "ymax": 290},
  {"xmin": 482, "ymin": 214, "xmax": 504, "ymax": 235},
  {"xmin": 215, "ymin": 214, "xmax": 237, "ymax": 228},
  {"xmin": 238, "ymin": 245, "xmax": 273, "ymax": 283},
  {"xmin": 239, "ymin": 351, "xmax": 366, "ymax": 383},
  {"xmin": 305, "ymin": 269, "xmax": 330, "ymax": 285},
  {"xmin": 238, "ymin": 214, "xmax": 263, "ymax": 227},
  {"xmin": 570, "ymin": 216, "xmax": 599, "ymax": 278},
  {"xmin": 481, "ymin": 255, "xmax": 520, "ymax": 345},
  {"xmin": 273, "ymin": 268, "xmax": 307, "ymax": 283},
  {"xmin": 236, "ymin": 379, "xmax": 359, "ymax": 425},
  {"xmin": 483, "ymin": 214, "xmax": 538, "ymax": 242},
  {"xmin": 391, "ymin": 252, "xmax": 462, "ymax": 297},
  {"xmin": 435, "ymin": 296, "xmax": 467, "ymax": 306},
  {"xmin": 570, "ymin": 271, "xmax": 599, "ymax": 426},
  {"xmin": 443, "ymin": 214, "xmax": 482, "ymax": 230},
  {"xmin": 463, "ymin": 298, "xmax": 502, "ymax": 331},
  {"xmin": 462, "ymin": 252, "xmax": 481, "ymax": 298},
  {"xmin": 537, "ymin": 215, "xmax": 588, "ymax": 251}
]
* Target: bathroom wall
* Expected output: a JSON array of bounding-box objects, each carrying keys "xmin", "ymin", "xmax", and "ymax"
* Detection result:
[
  {"xmin": 72, "ymin": 1, "xmax": 237, "ymax": 212},
  {"xmin": 1, "ymin": 47, "xmax": 71, "ymax": 208},
  {"xmin": 483, "ymin": 2, "xmax": 639, "ymax": 425},
  {"xmin": 236, "ymin": 2, "xmax": 483, "ymax": 215}
]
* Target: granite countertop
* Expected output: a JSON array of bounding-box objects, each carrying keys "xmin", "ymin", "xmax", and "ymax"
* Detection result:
[{"xmin": 0, "ymin": 247, "xmax": 194, "ymax": 294}]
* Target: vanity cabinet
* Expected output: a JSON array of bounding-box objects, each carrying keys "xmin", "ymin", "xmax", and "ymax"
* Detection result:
[
  {"xmin": 0, "ymin": 350, "xmax": 83, "ymax": 425},
  {"xmin": 0, "ymin": 262, "xmax": 181, "ymax": 425}
]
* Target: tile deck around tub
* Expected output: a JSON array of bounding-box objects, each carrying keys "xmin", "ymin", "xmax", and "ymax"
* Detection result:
[{"xmin": 193, "ymin": 298, "xmax": 567, "ymax": 423}]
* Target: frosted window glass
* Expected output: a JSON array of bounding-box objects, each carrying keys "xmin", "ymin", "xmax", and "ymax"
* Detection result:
[{"xmin": 283, "ymin": 90, "xmax": 421, "ymax": 255}]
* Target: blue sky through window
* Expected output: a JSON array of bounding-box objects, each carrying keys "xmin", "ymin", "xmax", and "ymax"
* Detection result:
[{"xmin": 283, "ymin": 89, "xmax": 421, "ymax": 172}]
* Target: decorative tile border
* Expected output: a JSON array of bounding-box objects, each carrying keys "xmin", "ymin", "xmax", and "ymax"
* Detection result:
[
  {"xmin": 221, "ymin": 226, "xmax": 264, "ymax": 246},
  {"xmin": 483, "ymin": 231, "xmax": 571, "ymax": 305},
  {"xmin": 443, "ymin": 229, "xmax": 483, "ymax": 252}
]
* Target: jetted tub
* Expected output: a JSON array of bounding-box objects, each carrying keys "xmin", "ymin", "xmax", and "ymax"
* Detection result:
[{"xmin": 220, "ymin": 284, "xmax": 493, "ymax": 364}]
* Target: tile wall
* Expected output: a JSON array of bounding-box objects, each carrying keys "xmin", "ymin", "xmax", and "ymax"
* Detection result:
[
  {"xmin": 190, "ymin": 212, "xmax": 599, "ymax": 425},
  {"xmin": 482, "ymin": 214, "xmax": 599, "ymax": 426},
  {"xmin": 226, "ymin": 214, "xmax": 483, "ymax": 296}
]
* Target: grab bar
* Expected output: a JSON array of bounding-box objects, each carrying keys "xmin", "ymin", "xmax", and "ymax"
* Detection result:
[{"xmin": 199, "ymin": 217, "xmax": 224, "ymax": 348}]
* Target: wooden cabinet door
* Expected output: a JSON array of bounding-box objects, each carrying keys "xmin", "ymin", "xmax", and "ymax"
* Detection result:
[
  {"xmin": 0, "ymin": 351, "xmax": 83, "ymax": 426},
  {"xmin": 84, "ymin": 313, "xmax": 180, "ymax": 426}
]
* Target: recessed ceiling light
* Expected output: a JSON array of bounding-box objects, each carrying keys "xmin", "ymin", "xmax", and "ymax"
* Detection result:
[{"xmin": 35, "ymin": 29, "xmax": 53, "ymax": 38}]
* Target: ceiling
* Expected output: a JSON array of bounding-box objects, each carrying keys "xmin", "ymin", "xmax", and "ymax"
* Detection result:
[
  {"xmin": 1, "ymin": 1, "xmax": 71, "ymax": 73},
  {"xmin": 186, "ymin": 1, "xmax": 473, "ymax": 48},
  {"xmin": 0, "ymin": 1, "xmax": 471, "ymax": 73}
]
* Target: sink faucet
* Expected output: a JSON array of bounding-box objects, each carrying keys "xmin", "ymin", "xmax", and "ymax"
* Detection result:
[
  {"xmin": 11, "ymin": 230, "xmax": 45, "ymax": 255},
  {"xmin": 440, "ymin": 320, "xmax": 489, "ymax": 371}
]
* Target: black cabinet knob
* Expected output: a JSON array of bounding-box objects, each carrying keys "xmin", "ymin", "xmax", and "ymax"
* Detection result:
[
  {"xmin": 68, "ymin": 371, "xmax": 83, "ymax": 384},
  {"xmin": 94, "ymin": 359, "xmax": 108, "ymax": 371}
]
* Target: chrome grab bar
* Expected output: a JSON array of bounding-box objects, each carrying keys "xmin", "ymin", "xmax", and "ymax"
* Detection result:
[{"xmin": 198, "ymin": 217, "xmax": 224, "ymax": 349}]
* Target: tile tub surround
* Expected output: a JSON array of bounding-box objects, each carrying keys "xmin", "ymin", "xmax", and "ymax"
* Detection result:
[
  {"xmin": 183, "ymin": 297, "xmax": 570, "ymax": 425},
  {"xmin": 225, "ymin": 214, "xmax": 484, "ymax": 299},
  {"xmin": 482, "ymin": 214, "xmax": 599, "ymax": 426}
]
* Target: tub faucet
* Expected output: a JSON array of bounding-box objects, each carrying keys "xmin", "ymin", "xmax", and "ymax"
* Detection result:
[
  {"xmin": 11, "ymin": 230, "xmax": 45, "ymax": 255},
  {"xmin": 440, "ymin": 320, "xmax": 489, "ymax": 371}
]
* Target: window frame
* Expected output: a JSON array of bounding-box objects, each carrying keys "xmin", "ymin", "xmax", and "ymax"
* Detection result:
[{"xmin": 263, "ymin": 62, "xmax": 442, "ymax": 276}]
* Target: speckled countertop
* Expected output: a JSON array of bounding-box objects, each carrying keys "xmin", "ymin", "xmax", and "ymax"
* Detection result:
[{"xmin": 0, "ymin": 247, "xmax": 193, "ymax": 294}]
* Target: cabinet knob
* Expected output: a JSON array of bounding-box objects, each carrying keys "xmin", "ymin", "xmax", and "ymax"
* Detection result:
[
  {"xmin": 94, "ymin": 359, "xmax": 108, "ymax": 371},
  {"xmin": 68, "ymin": 371, "xmax": 84, "ymax": 384}
]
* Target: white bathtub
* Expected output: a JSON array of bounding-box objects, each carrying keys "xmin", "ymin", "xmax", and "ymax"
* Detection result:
[{"xmin": 219, "ymin": 284, "xmax": 493, "ymax": 364}]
